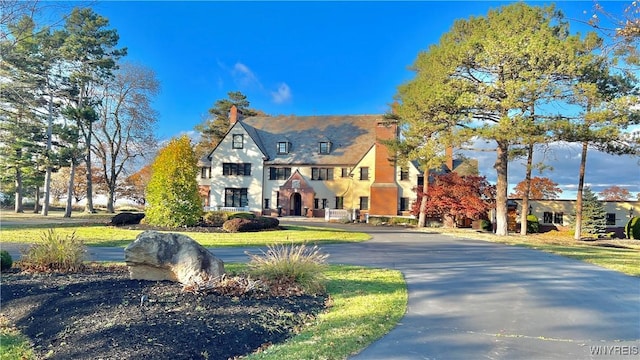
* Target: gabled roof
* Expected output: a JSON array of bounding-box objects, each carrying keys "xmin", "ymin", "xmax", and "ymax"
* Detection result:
[{"xmin": 239, "ymin": 114, "xmax": 382, "ymax": 165}]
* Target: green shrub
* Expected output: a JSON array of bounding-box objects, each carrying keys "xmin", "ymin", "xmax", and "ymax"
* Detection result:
[
  {"xmin": 19, "ymin": 229, "xmax": 85, "ymax": 272},
  {"xmin": 480, "ymin": 219, "xmax": 492, "ymax": 232},
  {"xmin": 228, "ymin": 212, "xmax": 256, "ymax": 220},
  {"xmin": 625, "ymin": 216, "xmax": 640, "ymax": 239},
  {"xmin": 1, "ymin": 250, "xmax": 13, "ymax": 270},
  {"xmin": 247, "ymin": 244, "xmax": 329, "ymax": 294},
  {"xmin": 203, "ymin": 211, "xmax": 231, "ymax": 226},
  {"xmin": 526, "ymin": 214, "xmax": 540, "ymax": 234}
]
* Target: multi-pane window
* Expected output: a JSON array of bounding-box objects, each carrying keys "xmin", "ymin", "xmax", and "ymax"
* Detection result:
[
  {"xmin": 360, "ymin": 167, "xmax": 369, "ymax": 180},
  {"xmin": 606, "ymin": 213, "xmax": 616, "ymax": 225},
  {"xmin": 359, "ymin": 196, "xmax": 369, "ymax": 210},
  {"xmin": 319, "ymin": 142, "xmax": 331, "ymax": 154},
  {"xmin": 223, "ymin": 163, "xmax": 251, "ymax": 176},
  {"xmin": 232, "ymin": 134, "xmax": 244, "ymax": 149},
  {"xmin": 543, "ymin": 211, "xmax": 564, "ymax": 224},
  {"xmin": 314, "ymin": 198, "xmax": 320, "ymax": 209},
  {"xmin": 335, "ymin": 196, "xmax": 344, "ymax": 209},
  {"xmin": 200, "ymin": 167, "xmax": 210, "ymax": 179},
  {"xmin": 322, "ymin": 199, "xmax": 328, "ymax": 209},
  {"xmin": 553, "ymin": 212, "xmax": 564, "ymax": 224},
  {"xmin": 264, "ymin": 199, "xmax": 270, "ymax": 209},
  {"xmin": 400, "ymin": 167, "xmax": 409, "ymax": 181},
  {"xmin": 269, "ymin": 167, "xmax": 291, "ymax": 180},
  {"xmin": 225, "ymin": 188, "xmax": 248, "ymax": 207},
  {"xmin": 277, "ymin": 142, "xmax": 290, "ymax": 154},
  {"xmin": 341, "ymin": 167, "xmax": 350, "ymax": 178},
  {"xmin": 311, "ymin": 167, "xmax": 334, "ymax": 180},
  {"xmin": 400, "ymin": 197, "xmax": 410, "ymax": 211}
]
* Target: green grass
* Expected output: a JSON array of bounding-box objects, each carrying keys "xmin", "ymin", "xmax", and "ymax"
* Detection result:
[
  {"xmin": 0, "ymin": 316, "xmax": 36, "ymax": 360},
  {"xmin": 516, "ymin": 243, "xmax": 640, "ymax": 276},
  {"xmin": 0, "ymin": 224, "xmax": 370, "ymax": 247},
  {"xmin": 0, "ymin": 264, "xmax": 406, "ymax": 360},
  {"xmin": 246, "ymin": 265, "xmax": 407, "ymax": 360}
]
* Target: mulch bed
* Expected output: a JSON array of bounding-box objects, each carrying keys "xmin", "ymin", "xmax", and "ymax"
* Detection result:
[{"xmin": 0, "ymin": 265, "xmax": 327, "ymax": 360}]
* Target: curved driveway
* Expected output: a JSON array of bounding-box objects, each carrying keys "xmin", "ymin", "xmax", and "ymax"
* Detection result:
[{"xmin": 3, "ymin": 221, "xmax": 639, "ymax": 359}]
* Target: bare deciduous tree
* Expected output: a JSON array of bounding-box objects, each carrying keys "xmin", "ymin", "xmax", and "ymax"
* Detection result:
[{"xmin": 93, "ymin": 62, "xmax": 159, "ymax": 212}]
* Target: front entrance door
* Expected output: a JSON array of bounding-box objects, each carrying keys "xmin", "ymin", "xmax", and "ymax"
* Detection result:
[{"xmin": 291, "ymin": 193, "xmax": 302, "ymax": 216}]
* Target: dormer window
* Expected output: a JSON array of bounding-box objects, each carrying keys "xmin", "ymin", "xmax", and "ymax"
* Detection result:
[
  {"xmin": 319, "ymin": 141, "xmax": 331, "ymax": 154},
  {"xmin": 277, "ymin": 141, "xmax": 290, "ymax": 154},
  {"xmin": 232, "ymin": 134, "xmax": 243, "ymax": 149}
]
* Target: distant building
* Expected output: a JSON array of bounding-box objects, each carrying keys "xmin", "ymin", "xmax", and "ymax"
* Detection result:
[{"xmin": 508, "ymin": 199, "xmax": 638, "ymax": 236}]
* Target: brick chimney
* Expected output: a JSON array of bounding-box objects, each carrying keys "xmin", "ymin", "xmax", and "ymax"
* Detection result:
[
  {"xmin": 229, "ymin": 105, "xmax": 238, "ymax": 126},
  {"xmin": 369, "ymin": 121, "xmax": 399, "ymax": 216},
  {"xmin": 445, "ymin": 146, "xmax": 454, "ymax": 172}
]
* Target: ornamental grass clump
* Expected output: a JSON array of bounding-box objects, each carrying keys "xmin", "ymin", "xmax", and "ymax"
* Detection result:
[
  {"xmin": 247, "ymin": 244, "xmax": 329, "ymax": 295},
  {"xmin": 19, "ymin": 229, "xmax": 86, "ymax": 273}
]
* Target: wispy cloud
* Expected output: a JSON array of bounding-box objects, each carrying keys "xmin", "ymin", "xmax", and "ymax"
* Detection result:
[
  {"xmin": 232, "ymin": 62, "xmax": 262, "ymax": 89},
  {"xmin": 219, "ymin": 61, "xmax": 292, "ymax": 105},
  {"xmin": 271, "ymin": 83, "xmax": 292, "ymax": 104}
]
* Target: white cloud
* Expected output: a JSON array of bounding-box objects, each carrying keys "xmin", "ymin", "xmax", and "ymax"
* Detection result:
[
  {"xmin": 232, "ymin": 62, "xmax": 262, "ymax": 89},
  {"xmin": 271, "ymin": 83, "xmax": 292, "ymax": 104},
  {"xmin": 460, "ymin": 140, "xmax": 640, "ymax": 199}
]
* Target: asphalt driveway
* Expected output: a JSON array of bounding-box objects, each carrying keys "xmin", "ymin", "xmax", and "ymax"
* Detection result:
[{"xmin": 2, "ymin": 222, "xmax": 638, "ymax": 359}]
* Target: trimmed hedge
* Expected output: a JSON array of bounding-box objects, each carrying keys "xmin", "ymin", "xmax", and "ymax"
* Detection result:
[
  {"xmin": 527, "ymin": 214, "xmax": 540, "ymax": 234},
  {"xmin": 1, "ymin": 250, "xmax": 13, "ymax": 270},
  {"xmin": 222, "ymin": 216, "xmax": 280, "ymax": 233},
  {"xmin": 625, "ymin": 216, "xmax": 640, "ymax": 239}
]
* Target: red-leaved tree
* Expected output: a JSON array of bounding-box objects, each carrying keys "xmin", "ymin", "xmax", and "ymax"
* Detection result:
[
  {"xmin": 412, "ymin": 172, "xmax": 496, "ymax": 227},
  {"xmin": 510, "ymin": 176, "xmax": 563, "ymax": 200},
  {"xmin": 599, "ymin": 185, "xmax": 631, "ymax": 201}
]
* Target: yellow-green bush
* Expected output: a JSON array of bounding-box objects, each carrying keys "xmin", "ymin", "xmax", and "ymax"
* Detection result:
[{"xmin": 145, "ymin": 136, "xmax": 202, "ymax": 227}]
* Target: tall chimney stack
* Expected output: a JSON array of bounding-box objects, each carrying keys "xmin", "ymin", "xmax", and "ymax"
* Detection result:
[
  {"xmin": 446, "ymin": 146, "xmax": 454, "ymax": 172},
  {"xmin": 229, "ymin": 105, "xmax": 238, "ymax": 126}
]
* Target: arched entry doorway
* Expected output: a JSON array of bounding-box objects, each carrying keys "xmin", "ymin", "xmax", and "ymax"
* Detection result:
[{"xmin": 291, "ymin": 193, "xmax": 302, "ymax": 216}]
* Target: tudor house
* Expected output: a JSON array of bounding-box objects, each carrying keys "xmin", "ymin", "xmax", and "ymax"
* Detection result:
[{"xmin": 197, "ymin": 106, "xmax": 467, "ymax": 219}]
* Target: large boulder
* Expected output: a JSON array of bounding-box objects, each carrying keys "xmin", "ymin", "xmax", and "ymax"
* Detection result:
[
  {"xmin": 124, "ymin": 231, "xmax": 224, "ymax": 284},
  {"xmin": 110, "ymin": 212, "xmax": 145, "ymax": 226}
]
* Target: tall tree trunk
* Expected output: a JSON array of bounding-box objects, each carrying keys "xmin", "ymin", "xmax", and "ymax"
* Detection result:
[
  {"xmin": 84, "ymin": 136, "xmax": 95, "ymax": 213},
  {"xmin": 33, "ymin": 186, "xmax": 40, "ymax": 213},
  {"xmin": 418, "ymin": 169, "xmax": 429, "ymax": 227},
  {"xmin": 41, "ymin": 88, "xmax": 54, "ymax": 216},
  {"xmin": 64, "ymin": 161, "xmax": 76, "ymax": 218},
  {"xmin": 14, "ymin": 167, "xmax": 24, "ymax": 213},
  {"xmin": 574, "ymin": 141, "xmax": 588, "ymax": 240},
  {"xmin": 107, "ymin": 183, "xmax": 115, "ymax": 213},
  {"xmin": 494, "ymin": 141, "xmax": 509, "ymax": 236},
  {"xmin": 520, "ymin": 144, "xmax": 534, "ymax": 235}
]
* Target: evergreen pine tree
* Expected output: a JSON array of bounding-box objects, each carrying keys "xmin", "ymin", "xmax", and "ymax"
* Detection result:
[{"xmin": 580, "ymin": 186, "xmax": 607, "ymax": 235}]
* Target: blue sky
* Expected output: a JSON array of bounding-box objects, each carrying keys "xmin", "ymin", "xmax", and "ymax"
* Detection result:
[{"xmin": 60, "ymin": 1, "xmax": 639, "ymax": 198}]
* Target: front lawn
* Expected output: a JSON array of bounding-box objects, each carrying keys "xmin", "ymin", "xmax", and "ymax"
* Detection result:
[{"xmin": 0, "ymin": 224, "xmax": 370, "ymax": 247}]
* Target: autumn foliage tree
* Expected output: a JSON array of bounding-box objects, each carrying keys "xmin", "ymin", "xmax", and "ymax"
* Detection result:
[
  {"xmin": 412, "ymin": 172, "xmax": 496, "ymax": 228},
  {"xmin": 145, "ymin": 136, "xmax": 202, "ymax": 227},
  {"xmin": 511, "ymin": 177, "xmax": 563, "ymax": 199},
  {"xmin": 599, "ymin": 185, "xmax": 631, "ymax": 201},
  {"xmin": 120, "ymin": 164, "xmax": 152, "ymax": 205}
]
